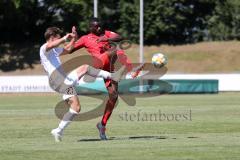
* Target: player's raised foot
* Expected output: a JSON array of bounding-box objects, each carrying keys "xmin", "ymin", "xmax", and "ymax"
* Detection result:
[
  {"xmin": 131, "ymin": 63, "xmax": 145, "ymax": 78},
  {"xmin": 111, "ymin": 66, "xmax": 126, "ymax": 82},
  {"xmin": 96, "ymin": 122, "xmax": 107, "ymax": 140},
  {"xmin": 51, "ymin": 128, "xmax": 63, "ymax": 142}
]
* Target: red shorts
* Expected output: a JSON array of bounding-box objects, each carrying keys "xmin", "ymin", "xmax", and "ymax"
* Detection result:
[
  {"xmin": 93, "ymin": 53, "xmax": 115, "ymax": 87},
  {"xmin": 93, "ymin": 53, "xmax": 113, "ymax": 71}
]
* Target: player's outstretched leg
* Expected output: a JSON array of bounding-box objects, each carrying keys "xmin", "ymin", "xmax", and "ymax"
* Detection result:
[
  {"xmin": 116, "ymin": 50, "xmax": 145, "ymax": 78},
  {"xmin": 76, "ymin": 64, "xmax": 126, "ymax": 82},
  {"xmin": 130, "ymin": 63, "xmax": 145, "ymax": 78},
  {"xmin": 111, "ymin": 65, "xmax": 126, "ymax": 82}
]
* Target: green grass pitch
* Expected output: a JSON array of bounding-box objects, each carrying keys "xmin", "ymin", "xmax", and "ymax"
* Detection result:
[{"xmin": 0, "ymin": 93, "xmax": 240, "ymax": 160}]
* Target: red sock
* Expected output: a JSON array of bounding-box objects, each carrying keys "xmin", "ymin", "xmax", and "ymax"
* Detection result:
[{"xmin": 101, "ymin": 99, "xmax": 116, "ymax": 126}]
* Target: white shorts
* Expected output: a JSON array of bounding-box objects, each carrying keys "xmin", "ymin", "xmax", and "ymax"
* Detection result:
[
  {"xmin": 62, "ymin": 69, "xmax": 79, "ymax": 100},
  {"xmin": 48, "ymin": 69, "xmax": 79, "ymax": 100}
]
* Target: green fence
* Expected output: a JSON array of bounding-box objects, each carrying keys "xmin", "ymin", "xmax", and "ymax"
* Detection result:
[{"xmin": 75, "ymin": 79, "xmax": 218, "ymax": 94}]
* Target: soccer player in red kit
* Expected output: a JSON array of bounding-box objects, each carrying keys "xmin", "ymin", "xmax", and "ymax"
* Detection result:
[{"xmin": 71, "ymin": 17, "xmax": 144, "ymax": 140}]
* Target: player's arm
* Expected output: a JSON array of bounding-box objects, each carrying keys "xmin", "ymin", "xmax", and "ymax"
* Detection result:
[
  {"xmin": 69, "ymin": 26, "xmax": 85, "ymax": 53},
  {"xmin": 60, "ymin": 32, "xmax": 78, "ymax": 56},
  {"xmin": 70, "ymin": 36, "xmax": 85, "ymax": 53},
  {"xmin": 60, "ymin": 38, "xmax": 75, "ymax": 56},
  {"xmin": 45, "ymin": 34, "xmax": 72, "ymax": 52}
]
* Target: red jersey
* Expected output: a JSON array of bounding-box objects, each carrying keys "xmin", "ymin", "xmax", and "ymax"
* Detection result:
[
  {"xmin": 73, "ymin": 30, "xmax": 117, "ymax": 57},
  {"xmin": 73, "ymin": 30, "xmax": 133, "ymax": 72}
]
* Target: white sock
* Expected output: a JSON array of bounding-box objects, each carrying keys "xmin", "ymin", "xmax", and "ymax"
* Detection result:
[
  {"xmin": 97, "ymin": 70, "xmax": 112, "ymax": 79},
  {"xmin": 87, "ymin": 66, "xmax": 111, "ymax": 79},
  {"xmin": 56, "ymin": 108, "xmax": 78, "ymax": 134}
]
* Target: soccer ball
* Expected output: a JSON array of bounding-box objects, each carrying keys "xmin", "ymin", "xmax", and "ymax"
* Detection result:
[{"xmin": 152, "ymin": 53, "xmax": 168, "ymax": 68}]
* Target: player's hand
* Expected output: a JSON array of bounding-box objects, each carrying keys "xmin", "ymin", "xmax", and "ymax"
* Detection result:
[
  {"xmin": 66, "ymin": 33, "xmax": 73, "ymax": 39},
  {"xmin": 72, "ymin": 26, "xmax": 78, "ymax": 40},
  {"xmin": 97, "ymin": 36, "xmax": 109, "ymax": 43},
  {"xmin": 63, "ymin": 33, "xmax": 75, "ymax": 42},
  {"xmin": 72, "ymin": 26, "xmax": 77, "ymax": 33}
]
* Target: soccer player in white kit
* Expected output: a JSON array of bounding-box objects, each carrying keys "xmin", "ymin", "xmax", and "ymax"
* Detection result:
[{"xmin": 39, "ymin": 27, "xmax": 125, "ymax": 142}]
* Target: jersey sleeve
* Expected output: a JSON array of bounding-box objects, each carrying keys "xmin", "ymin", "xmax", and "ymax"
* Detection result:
[
  {"xmin": 72, "ymin": 36, "xmax": 85, "ymax": 52},
  {"xmin": 53, "ymin": 47, "xmax": 64, "ymax": 56},
  {"xmin": 40, "ymin": 44, "xmax": 47, "ymax": 54}
]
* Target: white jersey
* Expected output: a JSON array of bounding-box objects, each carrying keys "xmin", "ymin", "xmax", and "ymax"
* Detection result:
[
  {"xmin": 39, "ymin": 43, "xmax": 64, "ymax": 76},
  {"xmin": 39, "ymin": 43, "xmax": 78, "ymax": 100}
]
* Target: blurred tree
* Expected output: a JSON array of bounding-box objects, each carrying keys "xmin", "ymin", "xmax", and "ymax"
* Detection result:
[
  {"xmin": 1, "ymin": 0, "xmax": 239, "ymax": 44},
  {"xmin": 0, "ymin": 0, "xmax": 239, "ymax": 71},
  {"xmin": 207, "ymin": 0, "xmax": 240, "ymax": 40},
  {"xmin": 117, "ymin": 0, "xmax": 217, "ymax": 44},
  {"xmin": 0, "ymin": 0, "xmax": 24, "ymax": 42},
  {"xmin": 53, "ymin": 0, "xmax": 93, "ymax": 34},
  {"xmin": 118, "ymin": 0, "xmax": 139, "ymax": 42},
  {"xmin": 0, "ymin": 0, "xmax": 93, "ymax": 42},
  {"xmin": 98, "ymin": 0, "xmax": 121, "ymax": 31}
]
